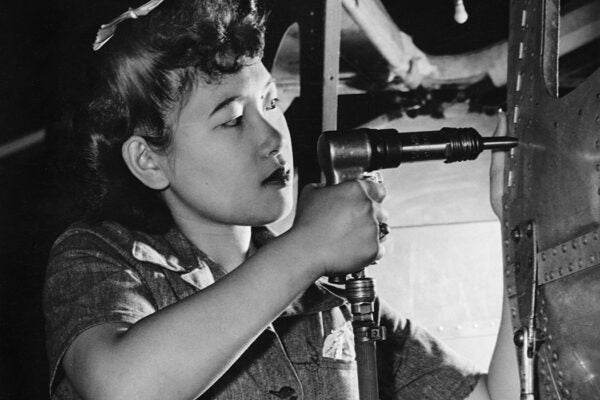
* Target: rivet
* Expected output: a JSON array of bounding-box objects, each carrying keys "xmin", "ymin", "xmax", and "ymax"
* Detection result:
[
  {"xmin": 512, "ymin": 227, "xmax": 522, "ymax": 242},
  {"xmin": 562, "ymin": 244, "xmax": 567, "ymax": 253},
  {"xmin": 578, "ymin": 258, "xmax": 584, "ymax": 268},
  {"xmin": 590, "ymin": 255, "xmax": 596, "ymax": 264},
  {"xmin": 552, "ymin": 248, "xmax": 557, "ymax": 256},
  {"xmin": 526, "ymin": 222, "xmax": 533, "ymax": 236},
  {"xmin": 583, "ymin": 236, "xmax": 588, "ymax": 245},
  {"xmin": 544, "ymin": 273, "xmax": 550, "ymax": 281},
  {"xmin": 558, "ymin": 266, "xmax": 563, "ymax": 276},
  {"xmin": 595, "ymin": 232, "xmax": 599, "ymax": 240},
  {"xmin": 549, "ymin": 272, "xmax": 554, "ymax": 280},
  {"xmin": 542, "ymin": 253, "xmax": 547, "ymax": 261},
  {"xmin": 568, "ymin": 262, "xmax": 574, "ymax": 272},
  {"xmin": 553, "ymin": 352, "xmax": 559, "ymax": 361},
  {"xmin": 572, "ymin": 240, "xmax": 578, "ymax": 249}
]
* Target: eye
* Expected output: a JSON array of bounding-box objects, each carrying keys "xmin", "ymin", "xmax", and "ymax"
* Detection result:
[
  {"xmin": 266, "ymin": 97, "xmax": 280, "ymax": 111},
  {"xmin": 221, "ymin": 115, "xmax": 243, "ymax": 128}
]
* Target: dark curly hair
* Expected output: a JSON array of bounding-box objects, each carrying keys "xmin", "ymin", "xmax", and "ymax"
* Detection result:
[{"xmin": 59, "ymin": 0, "xmax": 267, "ymax": 233}]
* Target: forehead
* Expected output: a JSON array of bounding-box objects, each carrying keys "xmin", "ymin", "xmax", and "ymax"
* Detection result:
[{"xmin": 182, "ymin": 61, "xmax": 271, "ymax": 114}]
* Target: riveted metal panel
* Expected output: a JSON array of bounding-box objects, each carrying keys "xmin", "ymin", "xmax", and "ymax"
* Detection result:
[{"xmin": 505, "ymin": 0, "xmax": 600, "ymax": 398}]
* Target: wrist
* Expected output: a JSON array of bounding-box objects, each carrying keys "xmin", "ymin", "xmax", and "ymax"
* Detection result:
[{"xmin": 271, "ymin": 228, "xmax": 325, "ymax": 282}]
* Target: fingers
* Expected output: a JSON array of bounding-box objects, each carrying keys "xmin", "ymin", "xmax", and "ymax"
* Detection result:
[
  {"xmin": 490, "ymin": 110, "xmax": 507, "ymax": 219},
  {"xmin": 357, "ymin": 178, "xmax": 387, "ymax": 203},
  {"xmin": 492, "ymin": 109, "xmax": 507, "ymax": 137}
]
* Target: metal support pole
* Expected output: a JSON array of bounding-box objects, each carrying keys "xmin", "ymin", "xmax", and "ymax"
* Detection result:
[{"xmin": 288, "ymin": 0, "xmax": 341, "ymax": 187}]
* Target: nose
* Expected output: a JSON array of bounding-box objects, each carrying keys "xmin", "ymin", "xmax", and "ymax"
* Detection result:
[{"xmin": 256, "ymin": 114, "xmax": 287, "ymax": 159}]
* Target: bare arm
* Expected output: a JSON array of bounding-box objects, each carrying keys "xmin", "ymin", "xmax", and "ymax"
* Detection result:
[
  {"xmin": 61, "ymin": 180, "xmax": 386, "ymax": 400},
  {"xmin": 467, "ymin": 111, "xmax": 520, "ymax": 400},
  {"xmin": 466, "ymin": 293, "xmax": 520, "ymax": 400}
]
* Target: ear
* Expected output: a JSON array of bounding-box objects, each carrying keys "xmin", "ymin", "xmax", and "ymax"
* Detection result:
[{"xmin": 122, "ymin": 136, "xmax": 170, "ymax": 190}]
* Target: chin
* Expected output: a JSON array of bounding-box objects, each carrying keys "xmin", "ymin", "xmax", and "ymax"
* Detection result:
[{"xmin": 253, "ymin": 199, "xmax": 294, "ymax": 227}]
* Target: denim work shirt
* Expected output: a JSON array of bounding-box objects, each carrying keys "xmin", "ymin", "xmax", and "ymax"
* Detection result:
[{"xmin": 44, "ymin": 221, "xmax": 481, "ymax": 400}]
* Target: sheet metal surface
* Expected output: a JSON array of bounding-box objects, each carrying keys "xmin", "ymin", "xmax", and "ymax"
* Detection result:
[{"xmin": 505, "ymin": 0, "xmax": 600, "ymax": 398}]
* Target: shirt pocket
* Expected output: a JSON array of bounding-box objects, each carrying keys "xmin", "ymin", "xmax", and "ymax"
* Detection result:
[
  {"xmin": 281, "ymin": 310, "xmax": 356, "ymax": 362},
  {"xmin": 277, "ymin": 311, "xmax": 359, "ymax": 400}
]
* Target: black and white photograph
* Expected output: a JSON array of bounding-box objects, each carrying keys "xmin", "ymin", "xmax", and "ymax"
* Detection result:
[{"xmin": 1, "ymin": 0, "xmax": 599, "ymax": 399}]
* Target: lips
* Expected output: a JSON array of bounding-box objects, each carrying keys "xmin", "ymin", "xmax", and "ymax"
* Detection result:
[{"xmin": 262, "ymin": 166, "xmax": 291, "ymax": 186}]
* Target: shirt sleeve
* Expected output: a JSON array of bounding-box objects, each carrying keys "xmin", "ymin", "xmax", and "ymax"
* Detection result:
[
  {"xmin": 43, "ymin": 226, "xmax": 157, "ymax": 394},
  {"xmin": 377, "ymin": 297, "xmax": 483, "ymax": 400}
]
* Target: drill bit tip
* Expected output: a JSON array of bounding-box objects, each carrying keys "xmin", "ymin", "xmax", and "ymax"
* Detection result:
[{"xmin": 482, "ymin": 136, "xmax": 518, "ymax": 151}]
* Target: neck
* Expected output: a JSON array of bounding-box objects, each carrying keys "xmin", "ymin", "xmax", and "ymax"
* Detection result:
[{"xmin": 176, "ymin": 220, "xmax": 252, "ymax": 273}]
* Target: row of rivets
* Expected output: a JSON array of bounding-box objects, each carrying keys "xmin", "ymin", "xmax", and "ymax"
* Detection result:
[
  {"xmin": 539, "ymin": 230, "xmax": 600, "ymax": 284},
  {"xmin": 538, "ymin": 300, "xmax": 571, "ymax": 400}
]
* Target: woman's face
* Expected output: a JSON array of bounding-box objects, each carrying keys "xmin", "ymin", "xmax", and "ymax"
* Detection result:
[{"xmin": 157, "ymin": 59, "xmax": 295, "ymax": 229}]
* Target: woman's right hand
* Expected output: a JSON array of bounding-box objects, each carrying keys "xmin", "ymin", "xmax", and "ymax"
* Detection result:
[{"xmin": 289, "ymin": 179, "xmax": 388, "ymax": 277}]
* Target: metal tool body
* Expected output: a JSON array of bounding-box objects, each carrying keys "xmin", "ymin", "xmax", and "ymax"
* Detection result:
[
  {"xmin": 317, "ymin": 126, "xmax": 516, "ymax": 400},
  {"xmin": 318, "ymin": 127, "xmax": 517, "ymax": 184}
]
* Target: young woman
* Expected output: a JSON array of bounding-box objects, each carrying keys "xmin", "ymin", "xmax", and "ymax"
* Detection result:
[{"xmin": 44, "ymin": 1, "xmax": 518, "ymax": 399}]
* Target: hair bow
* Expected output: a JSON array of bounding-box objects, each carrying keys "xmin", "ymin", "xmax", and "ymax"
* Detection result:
[{"xmin": 92, "ymin": 0, "xmax": 165, "ymax": 51}]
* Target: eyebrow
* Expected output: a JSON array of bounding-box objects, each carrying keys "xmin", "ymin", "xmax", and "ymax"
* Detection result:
[{"xmin": 208, "ymin": 78, "xmax": 276, "ymax": 118}]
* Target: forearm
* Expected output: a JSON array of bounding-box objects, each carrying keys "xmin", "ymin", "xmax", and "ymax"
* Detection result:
[
  {"xmin": 64, "ymin": 231, "xmax": 321, "ymax": 400},
  {"xmin": 467, "ymin": 292, "xmax": 520, "ymax": 400},
  {"xmin": 486, "ymin": 292, "xmax": 520, "ymax": 399}
]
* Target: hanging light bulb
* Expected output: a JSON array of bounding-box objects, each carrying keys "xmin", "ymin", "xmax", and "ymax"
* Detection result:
[{"xmin": 454, "ymin": 0, "xmax": 469, "ymax": 24}]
